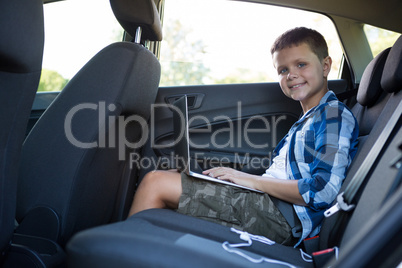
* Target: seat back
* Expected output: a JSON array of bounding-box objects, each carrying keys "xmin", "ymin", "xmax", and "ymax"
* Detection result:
[
  {"xmin": 16, "ymin": 0, "xmax": 162, "ymax": 247},
  {"xmin": 338, "ymin": 35, "xmax": 402, "ymax": 248},
  {"xmin": 319, "ymin": 36, "xmax": 402, "ymax": 249},
  {"xmin": 351, "ymin": 47, "xmax": 391, "ymax": 146},
  {"xmin": 0, "ymin": 0, "xmax": 44, "ymax": 260}
]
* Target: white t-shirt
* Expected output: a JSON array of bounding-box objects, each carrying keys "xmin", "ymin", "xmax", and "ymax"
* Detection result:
[{"xmin": 262, "ymin": 135, "xmax": 289, "ymax": 180}]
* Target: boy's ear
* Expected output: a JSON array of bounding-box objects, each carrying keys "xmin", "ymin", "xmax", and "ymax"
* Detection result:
[{"xmin": 323, "ymin": 56, "xmax": 332, "ymax": 78}]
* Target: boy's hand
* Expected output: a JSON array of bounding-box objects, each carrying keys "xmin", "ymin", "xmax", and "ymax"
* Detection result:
[
  {"xmin": 202, "ymin": 167, "xmax": 257, "ymax": 189},
  {"xmin": 203, "ymin": 167, "xmax": 306, "ymax": 206}
]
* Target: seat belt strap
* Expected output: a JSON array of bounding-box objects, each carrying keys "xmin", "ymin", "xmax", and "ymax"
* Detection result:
[
  {"xmin": 271, "ymin": 197, "xmax": 302, "ymax": 238},
  {"xmin": 325, "ymin": 99, "xmax": 402, "ymax": 217},
  {"xmin": 382, "ymin": 143, "xmax": 402, "ymax": 204}
]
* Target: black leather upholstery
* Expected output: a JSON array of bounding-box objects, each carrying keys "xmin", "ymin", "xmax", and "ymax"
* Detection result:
[
  {"xmin": 352, "ymin": 48, "xmax": 392, "ymax": 138},
  {"xmin": 0, "ymin": 0, "xmax": 44, "ymax": 261},
  {"xmin": 381, "ymin": 35, "xmax": 402, "ymax": 92},
  {"xmin": 15, "ymin": 0, "xmax": 161, "ymax": 250},
  {"xmin": 356, "ymin": 48, "xmax": 390, "ymax": 107},
  {"xmin": 319, "ymin": 36, "xmax": 402, "ymax": 249}
]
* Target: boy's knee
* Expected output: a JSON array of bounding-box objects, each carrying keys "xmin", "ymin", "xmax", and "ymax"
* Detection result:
[
  {"xmin": 141, "ymin": 171, "xmax": 162, "ymax": 187},
  {"xmin": 141, "ymin": 170, "xmax": 177, "ymax": 189}
]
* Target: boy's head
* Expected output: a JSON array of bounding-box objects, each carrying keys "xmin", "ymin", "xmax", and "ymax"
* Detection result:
[
  {"xmin": 270, "ymin": 27, "xmax": 328, "ymax": 61},
  {"xmin": 270, "ymin": 27, "xmax": 332, "ymax": 113}
]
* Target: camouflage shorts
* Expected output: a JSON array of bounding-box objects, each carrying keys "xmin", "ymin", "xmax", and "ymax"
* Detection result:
[{"xmin": 177, "ymin": 172, "xmax": 297, "ymax": 245}]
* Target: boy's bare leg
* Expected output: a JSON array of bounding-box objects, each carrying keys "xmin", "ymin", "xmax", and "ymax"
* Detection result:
[{"xmin": 128, "ymin": 170, "xmax": 182, "ymax": 217}]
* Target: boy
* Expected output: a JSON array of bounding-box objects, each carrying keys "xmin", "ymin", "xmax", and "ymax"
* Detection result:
[{"xmin": 129, "ymin": 27, "xmax": 359, "ymax": 247}]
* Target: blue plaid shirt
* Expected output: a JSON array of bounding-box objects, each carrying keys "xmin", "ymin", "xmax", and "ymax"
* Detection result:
[{"xmin": 273, "ymin": 91, "xmax": 359, "ymax": 246}]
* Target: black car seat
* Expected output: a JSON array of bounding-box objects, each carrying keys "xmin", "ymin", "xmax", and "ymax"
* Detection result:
[
  {"xmin": 318, "ymin": 37, "xmax": 401, "ymax": 249},
  {"xmin": 323, "ymin": 35, "xmax": 402, "ymax": 267},
  {"xmin": 7, "ymin": 0, "xmax": 161, "ymax": 266},
  {"xmin": 66, "ymin": 38, "xmax": 402, "ymax": 267},
  {"xmin": 350, "ymin": 48, "xmax": 392, "ymax": 146},
  {"xmin": 0, "ymin": 0, "xmax": 44, "ymax": 264}
]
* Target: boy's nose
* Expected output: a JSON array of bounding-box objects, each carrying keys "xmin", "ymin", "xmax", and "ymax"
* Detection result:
[{"xmin": 287, "ymin": 71, "xmax": 298, "ymax": 80}]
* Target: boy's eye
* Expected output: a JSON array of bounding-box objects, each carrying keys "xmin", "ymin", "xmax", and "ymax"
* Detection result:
[
  {"xmin": 279, "ymin": 68, "xmax": 288, "ymax": 74},
  {"xmin": 297, "ymin": 63, "xmax": 306, "ymax": 68}
]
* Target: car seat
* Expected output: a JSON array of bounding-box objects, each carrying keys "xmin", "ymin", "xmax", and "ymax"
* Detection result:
[
  {"xmin": 66, "ymin": 37, "xmax": 402, "ymax": 267},
  {"xmin": 0, "ymin": 0, "xmax": 44, "ymax": 264},
  {"xmin": 5, "ymin": 0, "xmax": 162, "ymax": 266},
  {"xmin": 318, "ymin": 39, "xmax": 401, "ymax": 249},
  {"xmin": 322, "ymin": 36, "xmax": 402, "ymax": 266}
]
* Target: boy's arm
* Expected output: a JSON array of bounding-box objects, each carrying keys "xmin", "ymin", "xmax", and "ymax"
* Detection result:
[
  {"xmin": 297, "ymin": 103, "xmax": 358, "ymax": 210},
  {"xmin": 202, "ymin": 167, "xmax": 307, "ymax": 205},
  {"xmin": 256, "ymin": 175, "xmax": 306, "ymax": 205},
  {"xmin": 203, "ymin": 103, "xmax": 358, "ymax": 209}
]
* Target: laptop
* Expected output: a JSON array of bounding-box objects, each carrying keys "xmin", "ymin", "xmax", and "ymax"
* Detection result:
[{"xmin": 173, "ymin": 95, "xmax": 263, "ymax": 193}]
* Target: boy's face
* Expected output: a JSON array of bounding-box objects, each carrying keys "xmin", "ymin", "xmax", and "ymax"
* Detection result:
[{"xmin": 272, "ymin": 43, "xmax": 332, "ymax": 113}]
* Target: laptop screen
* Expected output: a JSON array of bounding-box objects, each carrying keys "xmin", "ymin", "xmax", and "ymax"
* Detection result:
[{"xmin": 173, "ymin": 95, "xmax": 190, "ymax": 173}]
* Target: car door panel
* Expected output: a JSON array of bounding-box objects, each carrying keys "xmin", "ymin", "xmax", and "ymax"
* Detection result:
[{"xmin": 147, "ymin": 79, "xmax": 348, "ymax": 173}]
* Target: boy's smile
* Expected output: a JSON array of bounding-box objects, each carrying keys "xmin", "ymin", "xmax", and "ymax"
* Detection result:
[{"xmin": 272, "ymin": 43, "xmax": 332, "ymax": 113}]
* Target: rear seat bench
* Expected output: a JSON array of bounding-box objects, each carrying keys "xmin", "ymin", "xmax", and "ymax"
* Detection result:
[{"xmin": 66, "ymin": 37, "xmax": 402, "ymax": 268}]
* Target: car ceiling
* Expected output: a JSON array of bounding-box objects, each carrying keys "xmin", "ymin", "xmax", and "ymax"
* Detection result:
[{"xmin": 241, "ymin": 0, "xmax": 402, "ymax": 33}]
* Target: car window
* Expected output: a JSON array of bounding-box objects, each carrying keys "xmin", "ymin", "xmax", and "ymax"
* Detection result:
[
  {"xmin": 160, "ymin": 0, "xmax": 343, "ymax": 86},
  {"xmin": 364, "ymin": 24, "xmax": 401, "ymax": 58},
  {"xmin": 40, "ymin": 0, "xmax": 123, "ymax": 92}
]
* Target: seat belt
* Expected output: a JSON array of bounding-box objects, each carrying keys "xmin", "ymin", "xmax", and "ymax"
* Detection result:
[
  {"xmin": 271, "ymin": 197, "xmax": 302, "ymax": 238},
  {"xmin": 324, "ymin": 98, "xmax": 402, "ymax": 218},
  {"xmin": 382, "ymin": 143, "xmax": 402, "ymax": 204}
]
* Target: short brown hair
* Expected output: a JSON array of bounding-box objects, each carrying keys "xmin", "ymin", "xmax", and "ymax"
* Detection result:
[{"xmin": 270, "ymin": 27, "xmax": 329, "ymax": 61}]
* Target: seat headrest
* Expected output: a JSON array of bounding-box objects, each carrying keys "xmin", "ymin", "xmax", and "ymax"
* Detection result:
[
  {"xmin": 0, "ymin": 0, "xmax": 44, "ymax": 73},
  {"xmin": 381, "ymin": 35, "xmax": 402, "ymax": 93},
  {"xmin": 110, "ymin": 0, "xmax": 162, "ymax": 41},
  {"xmin": 357, "ymin": 47, "xmax": 390, "ymax": 107}
]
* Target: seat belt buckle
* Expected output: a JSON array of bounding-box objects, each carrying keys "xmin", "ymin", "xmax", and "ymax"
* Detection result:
[
  {"xmin": 324, "ymin": 192, "xmax": 355, "ymax": 217},
  {"xmin": 303, "ymin": 236, "xmax": 320, "ymax": 255},
  {"xmin": 312, "ymin": 247, "xmax": 339, "ymax": 268},
  {"xmin": 324, "ymin": 203, "xmax": 340, "ymax": 217},
  {"xmin": 291, "ymin": 225, "xmax": 302, "ymax": 238}
]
